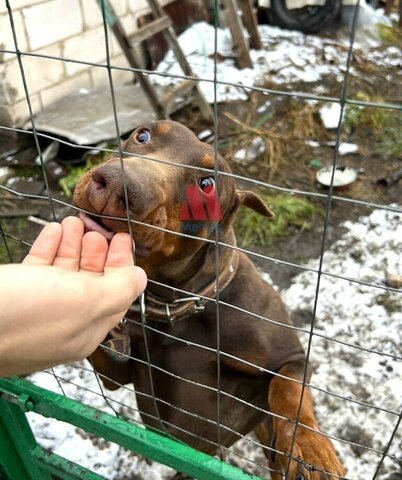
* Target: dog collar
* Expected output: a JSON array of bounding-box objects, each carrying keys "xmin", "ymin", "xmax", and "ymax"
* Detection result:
[
  {"xmin": 100, "ymin": 248, "xmax": 239, "ymax": 361},
  {"xmin": 131, "ymin": 248, "xmax": 239, "ymax": 324}
]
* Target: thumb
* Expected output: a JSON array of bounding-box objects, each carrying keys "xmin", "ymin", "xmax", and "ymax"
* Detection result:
[{"xmin": 94, "ymin": 266, "xmax": 147, "ymax": 319}]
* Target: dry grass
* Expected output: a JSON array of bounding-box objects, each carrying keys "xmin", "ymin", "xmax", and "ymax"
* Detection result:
[
  {"xmin": 377, "ymin": 23, "xmax": 402, "ymax": 48},
  {"xmin": 218, "ymin": 94, "xmax": 328, "ymax": 181},
  {"xmin": 223, "ymin": 111, "xmax": 284, "ymax": 180},
  {"xmin": 343, "ymin": 92, "xmax": 402, "ymax": 157}
]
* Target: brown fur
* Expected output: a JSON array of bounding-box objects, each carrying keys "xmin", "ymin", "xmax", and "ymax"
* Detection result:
[
  {"xmin": 201, "ymin": 153, "xmax": 214, "ymax": 168},
  {"xmin": 73, "ymin": 121, "xmax": 344, "ymax": 479}
]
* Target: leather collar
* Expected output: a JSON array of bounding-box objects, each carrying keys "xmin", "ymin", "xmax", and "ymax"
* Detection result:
[
  {"xmin": 127, "ymin": 248, "xmax": 239, "ymax": 324},
  {"xmin": 101, "ymin": 246, "xmax": 239, "ymax": 361}
]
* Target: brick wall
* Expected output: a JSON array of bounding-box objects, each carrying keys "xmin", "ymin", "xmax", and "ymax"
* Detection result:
[{"xmin": 0, "ymin": 0, "xmax": 173, "ymax": 128}]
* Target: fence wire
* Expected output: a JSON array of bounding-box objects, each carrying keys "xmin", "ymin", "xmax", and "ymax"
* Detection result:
[{"xmin": 1, "ymin": 1, "xmax": 401, "ymax": 479}]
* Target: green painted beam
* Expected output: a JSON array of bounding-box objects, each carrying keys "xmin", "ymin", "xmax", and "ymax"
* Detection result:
[
  {"xmin": 0, "ymin": 391, "xmax": 52, "ymax": 480},
  {"xmin": 0, "ymin": 377, "xmax": 264, "ymax": 480},
  {"xmin": 0, "ymin": 416, "xmax": 32, "ymax": 480},
  {"xmin": 31, "ymin": 446, "xmax": 105, "ymax": 480}
]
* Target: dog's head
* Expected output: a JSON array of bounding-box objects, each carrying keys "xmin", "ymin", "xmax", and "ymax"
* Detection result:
[{"xmin": 74, "ymin": 120, "xmax": 273, "ymax": 271}]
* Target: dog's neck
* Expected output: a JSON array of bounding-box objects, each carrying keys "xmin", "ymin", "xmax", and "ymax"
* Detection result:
[{"xmin": 146, "ymin": 227, "xmax": 237, "ymax": 302}]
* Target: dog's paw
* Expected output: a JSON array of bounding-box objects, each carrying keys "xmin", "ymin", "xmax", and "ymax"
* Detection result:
[{"xmin": 272, "ymin": 422, "xmax": 345, "ymax": 480}]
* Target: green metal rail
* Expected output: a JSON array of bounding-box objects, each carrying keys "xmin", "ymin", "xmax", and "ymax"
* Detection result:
[{"xmin": 0, "ymin": 377, "xmax": 264, "ymax": 480}]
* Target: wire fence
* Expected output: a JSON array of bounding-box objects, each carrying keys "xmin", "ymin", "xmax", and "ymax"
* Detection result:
[{"xmin": 1, "ymin": 0, "xmax": 401, "ymax": 479}]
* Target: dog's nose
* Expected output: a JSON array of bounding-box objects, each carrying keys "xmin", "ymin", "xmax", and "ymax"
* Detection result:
[
  {"xmin": 91, "ymin": 167, "xmax": 122, "ymax": 197},
  {"xmin": 88, "ymin": 164, "xmax": 130, "ymax": 213},
  {"xmin": 88, "ymin": 163, "xmax": 156, "ymax": 217}
]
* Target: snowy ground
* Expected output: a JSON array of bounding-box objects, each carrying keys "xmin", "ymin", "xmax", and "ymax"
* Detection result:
[
  {"xmin": 151, "ymin": 10, "xmax": 401, "ymax": 104},
  {"xmin": 27, "ymin": 205, "xmax": 402, "ymax": 479},
  {"xmin": 282, "ymin": 207, "xmax": 402, "ymax": 479}
]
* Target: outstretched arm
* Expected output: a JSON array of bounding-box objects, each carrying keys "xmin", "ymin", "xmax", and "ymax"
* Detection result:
[{"xmin": 0, "ymin": 217, "xmax": 147, "ymax": 376}]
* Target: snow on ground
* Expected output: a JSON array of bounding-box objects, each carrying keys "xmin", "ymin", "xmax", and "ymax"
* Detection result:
[
  {"xmin": 28, "ymin": 364, "xmax": 176, "ymax": 480},
  {"xmin": 27, "ymin": 206, "xmax": 402, "ymax": 479},
  {"xmin": 281, "ymin": 206, "xmax": 402, "ymax": 479},
  {"xmin": 151, "ymin": 18, "xmax": 401, "ymax": 103}
]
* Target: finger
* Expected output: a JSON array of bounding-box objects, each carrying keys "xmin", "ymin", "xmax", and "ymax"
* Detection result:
[
  {"xmin": 53, "ymin": 216, "xmax": 85, "ymax": 271},
  {"xmin": 79, "ymin": 231, "xmax": 108, "ymax": 275},
  {"xmin": 22, "ymin": 222, "xmax": 62, "ymax": 265},
  {"xmin": 93, "ymin": 266, "xmax": 147, "ymax": 322},
  {"xmin": 104, "ymin": 232, "xmax": 135, "ymax": 272}
]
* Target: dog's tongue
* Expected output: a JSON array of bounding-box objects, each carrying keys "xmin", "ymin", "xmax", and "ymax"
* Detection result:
[{"xmin": 79, "ymin": 212, "xmax": 115, "ymax": 241}]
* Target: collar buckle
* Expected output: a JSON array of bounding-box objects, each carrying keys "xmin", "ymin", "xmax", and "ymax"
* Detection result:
[{"xmin": 173, "ymin": 295, "xmax": 206, "ymax": 313}]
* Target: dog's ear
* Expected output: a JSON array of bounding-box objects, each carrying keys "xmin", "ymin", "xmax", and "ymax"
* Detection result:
[
  {"xmin": 224, "ymin": 190, "xmax": 274, "ymax": 229},
  {"xmin": 237, "ymin": 190, "xmax": 274, "ymax": 217}
]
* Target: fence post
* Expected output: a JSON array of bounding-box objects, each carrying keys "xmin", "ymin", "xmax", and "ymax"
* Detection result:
[{"xmin": 0, "ymin": 390, "xmax": 52, "ymax": 480}]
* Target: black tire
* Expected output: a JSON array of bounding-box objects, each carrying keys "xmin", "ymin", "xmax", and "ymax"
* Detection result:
[{"xmin": 269, "ymin": 0, "xmax": 342, "ymax": 33}]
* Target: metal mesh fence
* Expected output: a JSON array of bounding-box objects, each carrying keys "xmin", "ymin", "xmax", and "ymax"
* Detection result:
[{"xmin": 1, "ymin": 0, "xmax": 401, "ymax": 479}]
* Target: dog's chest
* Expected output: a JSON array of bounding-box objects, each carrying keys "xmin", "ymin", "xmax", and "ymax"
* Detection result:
[{"xmin": 131, "ymin": 315, "xmax": 267, "ymax": 449}]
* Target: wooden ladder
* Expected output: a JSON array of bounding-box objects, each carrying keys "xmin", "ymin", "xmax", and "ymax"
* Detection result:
[
  {"xmin": 96, "ymin": 0, "xmax": 213, "ymax": 121},
  {"xmin": 222, "ymin": 0, "xmax": 262, "ymax": 69}
]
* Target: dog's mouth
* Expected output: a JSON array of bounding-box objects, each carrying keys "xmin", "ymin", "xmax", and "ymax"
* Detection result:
[
  {"xmin": 78, "ymin": 211, "xmax": 152, "ymax": 259},
  {"xmin": 79, "ymin": 212, "xmax": 115, "ymax": 241}
]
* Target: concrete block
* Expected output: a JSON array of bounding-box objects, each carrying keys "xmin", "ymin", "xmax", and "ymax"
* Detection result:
[
  {"xmin": 89, "ymin": 64, "xmax": 110, "ymax": 89},
  {"xmin": 111, "ymin": 53, "xmax": 136, "ymax": 85},
  {"xmin": 0, "ymin": 11, "xmax": 28, "ymax": 58},
  {"xmin": 81, "ymin": 0, "xmax": 103, "ymax": 29},
  {"xmin": 109, "ymin": 31, "xmax": 121, "ymax": 58},
  {"xmin": 39, "ymin": 71, "xmax": 92, "ymax": 108},
  {"xmin": 127, "ymin": 0, "xmax": 150, "ymax": 14},
  {"xmin": 0, "ymin": 105, "xmax": 14, "ymax": 127},
  {"xmin": 0, "ymin": 92, "xmax": 42, "ymax": 127},
  {"xmin": 81, "ymin": 0, "xmax": 127, "ymax": 30},
  {"xmin": 0, "ymin": 104, "xmax": 15, "ymax": 127},
  {"xmin": 119, "ymin": 13, "xmax": 139, "ymax": 37},
  {"xmin": 3, "ymin": 44, "xmax": 65, "ymax": 103},
  {"xmin": 91, "ymin": 53, "xmax": 134, "ymax": 87},
  {"xmin": 113, "ymin": 0, "xmax": 128, "ymax": 17},
  {"xmin": 63, "ymin": 26, "xmax": 111, "ymax": 76},
  {"xmin": 23, "ymin": 0, "xmax": 83, "ymax": 51},
  {"xmin": 0, "ymin": 64, "xmax": 12, "ymax": 104},
  {"xmin": 128, "ymin": 0, "xmax": 174, "ymax": 14},
  {"xmin": 110, "ymin": 13, "xmax": 142, "ymax": 62},
  {"xmin": 1, "ymin": 0, "xmax": 44, "ymax": 13}
]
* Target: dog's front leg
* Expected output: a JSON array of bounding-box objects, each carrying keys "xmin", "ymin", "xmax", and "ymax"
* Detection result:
[
  {"xmin": 89, "ymin": 323, "xmax": 142, "ymax": 391},
  {"xmin": 268, "ymin": 363, "xmax": 345, "ymax": 480}
]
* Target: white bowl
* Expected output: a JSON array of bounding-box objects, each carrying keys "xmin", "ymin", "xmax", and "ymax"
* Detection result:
[{"xmin": 316, "ymin": 165, "xmax": 357, "ymax": 188}]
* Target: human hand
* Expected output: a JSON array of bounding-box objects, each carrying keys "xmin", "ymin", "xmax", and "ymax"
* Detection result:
[{"xmin": 0, "ymin": 216, "xmax": 147, "ymax": 376}]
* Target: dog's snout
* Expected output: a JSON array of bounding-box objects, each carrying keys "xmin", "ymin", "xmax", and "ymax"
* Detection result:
[
  {"xmin": 87, "ymin": 163, "xmax": 158, "ymax": 218},
  {"xmin": 87, "ymin": 164, "xmax": 127, "ymax": 213},
  {"xmin": 91, "ymin": 170, "xmax": 108, "ymax": 191},
  {"xmin": 91, "ymin": 165, "xmax": 123, "ymax": 193}
]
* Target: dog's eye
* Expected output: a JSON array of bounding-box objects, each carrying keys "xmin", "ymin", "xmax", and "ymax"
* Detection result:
[
  {"xmin": 198, "ymin": 176, "xmax": 215, "ymax": 194},
  {"xmin": 134, "ymin": 129, "xmax": 151, "ymax": 144}
]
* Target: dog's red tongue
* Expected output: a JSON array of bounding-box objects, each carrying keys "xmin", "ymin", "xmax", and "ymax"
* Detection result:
[{"xmin": 79, "ymin": 212, "xmax": 115, "ymax": 241}]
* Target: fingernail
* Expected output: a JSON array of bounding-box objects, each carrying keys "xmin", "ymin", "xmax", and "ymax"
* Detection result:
[{"xmin": 135, "ymin": 267, "xmax": 147, "ymax": 294}]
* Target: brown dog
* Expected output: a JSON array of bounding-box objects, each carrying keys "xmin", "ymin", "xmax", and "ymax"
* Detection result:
[{"xmin": 73, "ymin": 120, "xmax": 345, "ymax": 479}]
